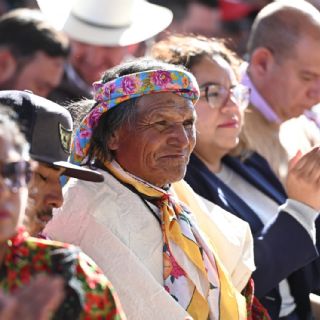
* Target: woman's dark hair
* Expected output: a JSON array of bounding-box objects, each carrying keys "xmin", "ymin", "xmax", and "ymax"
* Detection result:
[
  {"xmin": 150, "ymin": 34, "xmax": 242, "ymax": 79},
  {"xmin": 73, "ymin": 57, "xmax": 186, "ymax": 164}
]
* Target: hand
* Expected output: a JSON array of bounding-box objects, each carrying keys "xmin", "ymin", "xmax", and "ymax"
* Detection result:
[
  {"xmin": 286, "ymin": 147, "xmax": 320, "ymax": 211},
  {"xmin": 0, "ymin": 274, "xmax": 65, "ymax": 320}
]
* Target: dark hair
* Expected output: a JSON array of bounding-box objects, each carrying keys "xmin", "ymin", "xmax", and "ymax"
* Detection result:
[
  {"xmin": 0, "ymin": 107, "xmax": 29, "ymax": 158},
  {"xmin": 0, "ymin": 8, "xmax": 70, "ymax": 59},
  {"xmin": 67, "ymin": 97, "xmax": 137, "ymax": 164},
  {"xmin": 150, "ymin": 34, "xmax": 242, "ymax": 78},
  {"xmin": 77, "ymin": 57, "xmax": 187, "ymax": 164}
]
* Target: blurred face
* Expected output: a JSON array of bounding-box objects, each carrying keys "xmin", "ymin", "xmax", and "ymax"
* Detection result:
[
  {"xmin": 111, "ymin": 92, "xmax": 196, "ymax": 187},
  {"xmin": 70, "ymin": 41, "xmax": 133, "ymax": 85},
  {"xmin": 182, "ymin": 3, "xmax": 222, "ymax": 37},
  {"xmin": 192, "ymin": 55, "xmax": 247, "ymax": 157},
  {"xmin": 257, "ymin": 36, "xmax": 320, "ymax": 121},
  {"xmin": 26, "ymin": 163, "xmax": 64, "ymax": 236},
  {"xmin": 5, "ymin": 52, "xmax": 65, "ymax": 97},
  {"xmin": 0, "ymin": 136, "xmax": 28, "ymax": 243}
]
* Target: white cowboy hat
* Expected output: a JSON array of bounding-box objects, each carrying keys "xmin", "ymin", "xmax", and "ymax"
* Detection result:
[{"xmin": 36, "ymin": 0, "xmax": 173, "ymax": 46}]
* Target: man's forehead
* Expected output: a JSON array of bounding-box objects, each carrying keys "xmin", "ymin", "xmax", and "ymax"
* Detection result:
[{"xmin": 137, "ymin": 92, "xmax": 195, "ymax": 112}]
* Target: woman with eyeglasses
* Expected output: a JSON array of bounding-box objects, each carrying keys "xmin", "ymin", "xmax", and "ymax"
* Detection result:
[
  {"xmin": 151, "ymin": 35, "xmax": 320, "ymax": 320},
  {"xmin": 0, "ymin": 110, "xmax": 126, "ymax": 319}
]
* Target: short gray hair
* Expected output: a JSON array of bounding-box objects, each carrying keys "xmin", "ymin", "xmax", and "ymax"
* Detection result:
[{"xmin": 247, "ymin": 0, "xmax": 320, "ymax": 61}]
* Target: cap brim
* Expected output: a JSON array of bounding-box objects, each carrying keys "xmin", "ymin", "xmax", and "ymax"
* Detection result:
[
  {"xmin": 30, "ymin": 154, "xmax": 103, "ymax": 182},
  {"xmin": 53, "ymin": 161, "xmax": 104, "ymax": 182}
]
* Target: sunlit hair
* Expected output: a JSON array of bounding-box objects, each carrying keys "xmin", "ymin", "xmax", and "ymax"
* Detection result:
[{"xmin": 150, "ymin": 34, "xmax": 242, "ymax": 79}]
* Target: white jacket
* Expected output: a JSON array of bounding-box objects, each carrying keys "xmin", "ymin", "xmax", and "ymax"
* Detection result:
[{"xmin": 45, "ymin": 169, "xmax": 254, "ymax": 320}]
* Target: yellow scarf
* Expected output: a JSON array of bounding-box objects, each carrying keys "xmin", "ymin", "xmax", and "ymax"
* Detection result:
[{"xmin": 105, "ymin": 161, "xmax": 247, "ymax": 319}]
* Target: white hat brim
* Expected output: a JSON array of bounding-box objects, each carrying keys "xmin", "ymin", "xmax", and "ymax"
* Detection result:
[{"xmin": 37, "ymin": 0, "xmax": 173, "ymax": 46}]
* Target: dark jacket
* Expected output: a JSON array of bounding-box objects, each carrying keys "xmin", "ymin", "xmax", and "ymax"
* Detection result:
[
  {"xmin": 185, "ymin": 152, "xmax": 320, "ymax": 319},
  {"xmin": 49, "ymin": 63, "xmax": 92, "ymax": 106}
]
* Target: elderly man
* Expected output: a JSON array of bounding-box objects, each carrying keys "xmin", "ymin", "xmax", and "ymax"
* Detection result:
[
  {"xmin": 44, "ymin": 58, "xmax": 262, "ymax": 319},
  {"xmin": 0, "ymin": 90, "xmax": 103, "ymax": 236},
  {"xmin": 239, "ymin": 0, "xmax": 320, "ymax": 183}
]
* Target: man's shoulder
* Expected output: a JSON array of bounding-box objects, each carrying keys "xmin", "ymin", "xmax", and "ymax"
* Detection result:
[
  {"xmin": 49, "ymin": 65, "xmax": 92, "ymax": 104},
  {"xmin": 66, "ymin": 168, "xmax": 141, "ymax": 204}
]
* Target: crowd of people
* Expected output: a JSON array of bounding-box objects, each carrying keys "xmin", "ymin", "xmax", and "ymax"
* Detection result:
[{"xmin": 1, "ymin": 0, "xmax": 320, "ymax": 319}]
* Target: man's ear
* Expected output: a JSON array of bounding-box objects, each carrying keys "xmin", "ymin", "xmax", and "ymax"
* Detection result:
[
  {"xmin": 107, "ymin": 129, "xmax": 121, "ymax": 151},
  {"xmin": 0, "ymin": 49, "xmax": 17, "ymax": 83},
  {"xmin": 249, "ymin": 47, "xmax": 274, "ymax": 77}
]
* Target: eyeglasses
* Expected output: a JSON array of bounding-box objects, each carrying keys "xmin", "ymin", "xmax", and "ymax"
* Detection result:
[
  {"xmin": 200, "ymin": 83, "xmax": 250, "ymax": 110},
  {"xmin": 0, "ymin": 161, "xmax": 31, "ymax": 193}
]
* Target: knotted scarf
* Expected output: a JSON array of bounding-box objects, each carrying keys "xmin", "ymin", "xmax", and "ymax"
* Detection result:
[{"xmin": 105, "ymin": 161, "xmax": 247, "ymax": 320}]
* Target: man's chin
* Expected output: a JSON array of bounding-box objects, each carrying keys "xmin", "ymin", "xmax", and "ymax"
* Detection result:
[{"xmin": 36, "ymin": 209, "xmax": 53, "ymax": 224}]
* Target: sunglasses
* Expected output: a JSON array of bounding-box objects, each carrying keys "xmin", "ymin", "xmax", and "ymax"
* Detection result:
[
  {"xmin": 200, "ymin": 83, "xmax": 250, "ymax": 110},
  {"xmin": 0, "ymin": 161, "xmax": 31, "ymax": 192}
]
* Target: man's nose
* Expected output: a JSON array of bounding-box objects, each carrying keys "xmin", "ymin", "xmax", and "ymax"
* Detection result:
[
  {"xmin": 167, "ymin": 124, "xmax": 190, "ymax": 148},
  {"xmin": 45, "ymin": 184, "xmax": 64, "ymax": 209}
]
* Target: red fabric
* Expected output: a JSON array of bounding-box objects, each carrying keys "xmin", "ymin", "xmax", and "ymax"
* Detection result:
[
  {"xmin": 243, "ymin": 278, "xmax": 271, "ymax": 320},
  {"xmin": 219, "ymin": 0, "xmax": 256, "ymax": 21}
]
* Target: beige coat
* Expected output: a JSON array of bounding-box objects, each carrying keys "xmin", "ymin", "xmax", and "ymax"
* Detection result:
[{"xmin": 236, "ymin": 104, "xmax": 320, "ymax": 184}]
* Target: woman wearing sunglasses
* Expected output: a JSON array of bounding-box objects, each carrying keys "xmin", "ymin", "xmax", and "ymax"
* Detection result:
[
  {"xmin": 151, "ymin": 35, "xmax": 320, "ymax": 320},
  {"xmin": 0, "ymin": 110, "xmax": 125, "ymax": 319}
]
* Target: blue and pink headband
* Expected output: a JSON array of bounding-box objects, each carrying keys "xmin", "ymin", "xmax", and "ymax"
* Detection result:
[{"xmin": 71, "ymin": 69, "xmax": 200, "ymax": 165}]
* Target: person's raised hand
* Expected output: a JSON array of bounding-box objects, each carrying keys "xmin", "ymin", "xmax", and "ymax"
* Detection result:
[{"xmin": 286, "ymin": 147, "xmax": 320, "ymax": 211}]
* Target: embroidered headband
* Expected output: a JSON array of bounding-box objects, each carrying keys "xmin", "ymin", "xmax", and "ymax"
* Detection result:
[{"xmin": 71, "ymin": 69, "xmax": 200, "ymax": 165}]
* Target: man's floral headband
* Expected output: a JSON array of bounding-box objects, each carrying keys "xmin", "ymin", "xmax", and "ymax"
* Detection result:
[{"xmin": 71, "ymin": 69, "xmax": 200, "ymax": 165}]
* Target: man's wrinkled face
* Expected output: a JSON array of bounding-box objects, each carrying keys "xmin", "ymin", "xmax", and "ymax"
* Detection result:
[
  {"xmin": 26, "ymin": 163, "xmax": 65, "ymax": 235},
  {"xmin": 110, "ymin": 92, "xmax": 196, "ymax": 187}
]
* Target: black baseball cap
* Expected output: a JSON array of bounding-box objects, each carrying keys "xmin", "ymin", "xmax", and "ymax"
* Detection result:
[{"xmin": 0, "ymin": 90, "xmax": 104, "ymax": 182}]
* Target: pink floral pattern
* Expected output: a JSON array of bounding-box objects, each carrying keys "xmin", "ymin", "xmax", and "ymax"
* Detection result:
[
  {"xmin": 121, "ymin": 76, "xmax": 142, "ymax": 94},
  {"xmin": 150, "ymin": 70, "xmax": 172, "ymax": 86}
]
